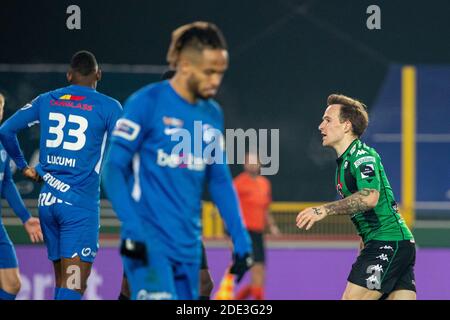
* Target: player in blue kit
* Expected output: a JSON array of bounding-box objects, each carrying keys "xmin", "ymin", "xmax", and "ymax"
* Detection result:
[
  {"xmin": 102, "ymin": 22, "xmax": 253, "ymax": 300},
  {"xmin": 0, "ymin": 93, "xmax": 43, "ymax": 300},
  {"xmin": 117, "ymin": 69, "xmax": 215, "ymax": 301},
  {"xmin": 0, "ymin": 52, "xmax": 122, "ymax": 300}
]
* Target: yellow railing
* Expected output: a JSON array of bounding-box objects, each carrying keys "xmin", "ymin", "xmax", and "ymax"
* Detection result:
[
  {"xmin": 202, "ymin": 201, "xmax": 358, "ymax": 240},
  {"xmin": 202, "ymin": 201, "xmax": 325, "ymax": 237},
  {"xmin": 202, "ymin": 201, "xmax": 414, "ymax": 239}
]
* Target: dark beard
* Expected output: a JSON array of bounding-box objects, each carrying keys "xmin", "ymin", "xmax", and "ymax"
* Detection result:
[{"xmin": 187, "ymin": 74, "xmax": 210, "ymax": 100}]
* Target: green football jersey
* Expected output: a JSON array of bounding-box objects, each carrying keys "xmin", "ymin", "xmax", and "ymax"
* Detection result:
[{"xmin": 335, "ymin": 139, "xmax": 414, "ymax": 243}]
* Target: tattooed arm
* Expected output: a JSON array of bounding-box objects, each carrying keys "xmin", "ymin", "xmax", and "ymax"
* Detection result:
[
  {"xmin": 296, "ymin": 189, "xmax": 379, "ymax": 230},
  {"xmin": 321, "ymin": 188, "xmax": 379, "ymax": 216}
]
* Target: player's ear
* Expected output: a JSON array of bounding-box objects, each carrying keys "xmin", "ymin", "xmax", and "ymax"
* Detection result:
[
  {"xmin": 66, "ymin": 71, "xmax": 73, "ymax": 83},
  {"xmin": 178, "ymin": 58, "xmax": 191, "ymax": 75},
  {"xmin": 344, "ymin": 120, "xmax": 352, "ymax": 134},
  {"xmin": 96, "ymin": 68, "xmax": 102, "ymax": 82}
]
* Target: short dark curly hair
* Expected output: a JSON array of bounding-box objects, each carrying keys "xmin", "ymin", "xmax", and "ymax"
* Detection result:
[{"xmin": 70, "ymin": 50, "xmax": 98, "ymax": 76}]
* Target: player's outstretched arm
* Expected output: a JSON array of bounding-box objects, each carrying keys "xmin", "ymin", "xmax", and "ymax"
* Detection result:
[{"xmin": 296, "ymin": 188, "xmax": 380, "ymax": 230}]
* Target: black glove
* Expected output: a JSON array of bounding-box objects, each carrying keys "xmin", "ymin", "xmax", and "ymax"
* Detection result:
[
  {"xmin": 229, "ymin": 252, "xmax": 253, "ymax": 283},
  {"xmin": 120, "ymin": 238, "xmax": 148, "ymax": 265}
]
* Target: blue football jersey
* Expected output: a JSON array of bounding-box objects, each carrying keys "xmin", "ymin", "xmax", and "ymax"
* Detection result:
[
  {"xmin": 104, "ymin": 80, "xmax": 250, "ymax": 263},
  {"xmin": 0, "ymin": 85, "xmax": 122, "ymax": 210},
  {"xmin": 0, "ymin": 143, "xmax": 31, "ymax": 223}
]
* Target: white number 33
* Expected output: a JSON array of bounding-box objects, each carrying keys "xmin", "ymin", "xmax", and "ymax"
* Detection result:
[{"xmin": 46, "ymin": 112, "xmax": 88, "ymax": 151}]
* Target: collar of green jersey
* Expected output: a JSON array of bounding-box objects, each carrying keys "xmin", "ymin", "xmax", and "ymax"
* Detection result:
[{"xmin": 338, "ymin": 138, "xmax": 360, "ymax": 160}]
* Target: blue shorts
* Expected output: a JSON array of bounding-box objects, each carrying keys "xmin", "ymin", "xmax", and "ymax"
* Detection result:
[
  {"xmin": 38, "ymin": 188, "xmax": 99, "ymax": 263},
  {"xmin": 123, "ymin": 247, "xmax": 200, "ymax": 300},
  {"xmin": 0, "ymin": 223, "xmax": 18, "ymax": 269}
]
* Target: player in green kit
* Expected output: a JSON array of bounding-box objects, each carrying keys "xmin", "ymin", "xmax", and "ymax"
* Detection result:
[{"xmin": 296, "ymin": 94, "xmax": 416, "ymax": 300}]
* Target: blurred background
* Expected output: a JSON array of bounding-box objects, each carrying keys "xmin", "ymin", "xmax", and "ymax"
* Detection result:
[{"xmin": 0, "ymin": 0, "xmax": 449, "ymax": 299}]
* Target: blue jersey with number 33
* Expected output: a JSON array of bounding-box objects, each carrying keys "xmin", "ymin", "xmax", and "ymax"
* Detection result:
[{"xmin": 0, "ymin": 85, "xmax": 122, "ymax": 210}]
